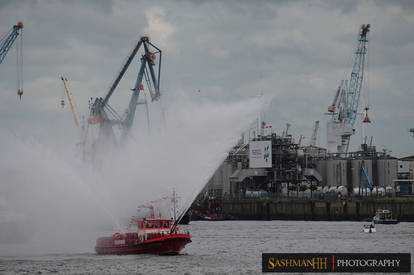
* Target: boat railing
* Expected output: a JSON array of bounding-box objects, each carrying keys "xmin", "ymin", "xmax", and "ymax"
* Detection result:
[{"xmin": 143, "ymin": 230, "xmax": 190, "ymax": 241}]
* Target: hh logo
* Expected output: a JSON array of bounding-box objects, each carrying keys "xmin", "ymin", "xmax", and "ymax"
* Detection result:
[{"xmin": 263, "ymin": 145, "xmax": 270, "ymax": 163}]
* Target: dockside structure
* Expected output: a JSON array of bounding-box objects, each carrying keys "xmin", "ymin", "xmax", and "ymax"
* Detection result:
[{"xmin": 203, "ymin": 132, "xmax": 403, "ymax": 200}]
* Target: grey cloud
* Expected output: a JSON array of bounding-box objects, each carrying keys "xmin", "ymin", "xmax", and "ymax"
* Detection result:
[
  {"xmin": 376, "ymin": 0, "xmax": 414, "ymax": 14},
  {"xmin": 0, "ymin": 0, "xmax": 413, "ymax": 157}
]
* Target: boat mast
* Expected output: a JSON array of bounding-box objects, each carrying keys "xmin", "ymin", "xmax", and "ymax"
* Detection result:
[{"xmin": 173, "ymin": 188, "xmax": 176, "ymax": 222}]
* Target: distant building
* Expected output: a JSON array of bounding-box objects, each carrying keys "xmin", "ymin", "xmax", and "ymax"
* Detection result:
[
  {"xmin": 394, "ymin": 156, "xmax": 414, "ymax": 195},
  {"xmin": 203, "ymin": 131, "xmax": 399, "ymax": 199}
]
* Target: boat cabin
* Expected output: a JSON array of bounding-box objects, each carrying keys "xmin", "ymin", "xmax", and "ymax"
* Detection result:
[
  {"xmin": 137, "ymin": 218, "xmax": 173, "ymax": 231},
  {"xmin": 375, "ymin": 209, "xmax": 393, "ymax": 220}
]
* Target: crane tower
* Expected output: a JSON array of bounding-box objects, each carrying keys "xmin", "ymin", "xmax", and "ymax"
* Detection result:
[
  {"xmin": 310, "ymin": 120, "xmax": 320, "ymax": 147},
  {"xmin": 327, "ymin": 24, "xmax": 371, "ymax": 153}
]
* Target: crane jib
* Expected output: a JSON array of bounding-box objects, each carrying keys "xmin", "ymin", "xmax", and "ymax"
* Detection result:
[
  {"xmin": 0, "ymin": 22, "xmax": 24, "ymax": 99},
  {"xmin": 102, "ymin": 38, "xmax": 145, "ymax": 107},
  {"xmin": 88, "ymin": 36, "xmax": 162, "ymax": 147}
]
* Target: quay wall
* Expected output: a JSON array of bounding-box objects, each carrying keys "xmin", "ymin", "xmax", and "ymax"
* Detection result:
[{"xmin": 223, "ymin": 199, "xmax": 414, "ymax": 221}]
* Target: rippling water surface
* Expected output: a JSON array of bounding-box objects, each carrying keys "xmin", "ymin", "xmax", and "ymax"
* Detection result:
[{"xmin": 1, "ymin": 221, "xmax": 413, "ymax": 274}]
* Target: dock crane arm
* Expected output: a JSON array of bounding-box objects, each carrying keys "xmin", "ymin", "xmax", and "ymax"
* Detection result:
[
  {"xmin": 347, "ymin": 24, "xmax": 370, "ymax": 126},
  {"xmin": 361, "ymin": 165, "xmax": 373, "ymax": 189},
  {"xmin": 0, "ymin": 22, "xmax": 23, "ymax": 64},
  {"xmin": 123, "ymin": 39, "xmax": 161, "ymax": 133},
  {"xmin": 310, "ymin": 120, "xmax": 320, "ymax": 147},
  {"xmin": 328, "ymin": 81, "xmax": 343, "ymax": 113},
  {"xmin": 142, "ymin": 41, "xmax": 161, "ymax": 100},
  {"xmin": 102, "ymin": 39, "xmax": 144, "ymax": 107},
  {"xmin": 326, "ymin": 24, "xmax": 370, "ymax": 153},
  {"xmin": 90, "ymin": 38, "xmax": 144, "ymax": 120},
  {"xmin": 60, "ymin": 76, "xmax": 83, "ymax": 139},
  {"xmin": 89, "ymin": 36, "xmax": 161, "ymax": 141},
  {"xmin": 124, "ymin": 57, "xmax": 148, "ymax": 130},
  {"xmin": 1, "ymin": 22, "xmax": 24, "ymax": 99}
]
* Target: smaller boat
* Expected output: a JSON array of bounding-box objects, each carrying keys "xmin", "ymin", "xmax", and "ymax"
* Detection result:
[
  {"xmin": 373, "ymin": 209, "xmax": 399, "ymax": 224},
  {"xmin": 363, "ymin": 224, "xmax": 376, "ymax": 233}
]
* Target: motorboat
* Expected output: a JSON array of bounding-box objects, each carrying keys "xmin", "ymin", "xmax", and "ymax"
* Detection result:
[
  {"xmin": 373, "ymin": 209, "xmax": 399, "ymax": 224},
  {"xmin": 363, "ymin": 224, "xmax": 376, "ymax": 233}
]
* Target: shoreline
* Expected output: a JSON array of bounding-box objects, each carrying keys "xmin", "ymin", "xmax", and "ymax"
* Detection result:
[{"xmin": 219, "ymin": 197, "xmax": 414, "ymax": 222}]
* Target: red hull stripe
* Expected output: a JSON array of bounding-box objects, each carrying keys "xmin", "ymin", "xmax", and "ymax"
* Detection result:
[{"xmin": 95, "ymin": 235, "xmax": 191, "ymax": 255}]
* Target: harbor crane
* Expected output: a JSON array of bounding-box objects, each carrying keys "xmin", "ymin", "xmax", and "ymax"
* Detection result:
[
  {"xmin": 327, "ymin": 24, "xmax": 371, "ymax": 153},
  {"xmin": 0, "ymin": 22, "xmax": 24, "ymax": 99},
  {"xmin": 60, "ymin": 76, "xmax": 84, "ymax": 141},
  {"xmin": 359, "ymin": 160, "xmax": 373, "ymax": 196},
  {"xmin": 309, "ymin": 120, "xmax": 320, "ymax": 147},
  {"xmin": 87, "ymin": 36, "xmax": 161, "ymax": 149}
]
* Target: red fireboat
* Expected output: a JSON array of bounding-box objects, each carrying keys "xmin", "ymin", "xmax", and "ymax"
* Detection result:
[{"xmin": 95, "ymin": 218, "xmax": 191, "ymax": 255}]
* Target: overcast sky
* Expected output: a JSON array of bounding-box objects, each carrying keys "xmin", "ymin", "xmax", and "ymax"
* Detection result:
[{"xmin": 0, "ymin": 0, "xmax": 413, "ymax": 157}]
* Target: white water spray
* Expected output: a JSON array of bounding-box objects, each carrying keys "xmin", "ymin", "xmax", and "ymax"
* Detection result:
[{"xmin": 0, "ymin": 92, "xmax": 267, "ymax": 255}]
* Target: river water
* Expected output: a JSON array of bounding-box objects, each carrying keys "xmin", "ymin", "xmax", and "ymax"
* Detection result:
[{"xmin": 0, "ymin": 220, "xmax": 413, "ymax": 274}]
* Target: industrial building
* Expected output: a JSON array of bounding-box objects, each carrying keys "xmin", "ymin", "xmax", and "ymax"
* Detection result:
[
  {"xmin": 395, "ymin": 156, "xmax": 414, "ymax": 195},
  {"xmin": 202, "ymin": 24, "xmax": 410, "ymax": 200},
  {"xmin": 203, "ymin": 128, "xmax": 401, "ymax": 200}
]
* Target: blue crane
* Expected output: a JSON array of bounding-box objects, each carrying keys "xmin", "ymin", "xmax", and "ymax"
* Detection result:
[
  {"xmin": 0, "ymin": 21, "xmax": 24, "ymax": 99},
  {"xmin": 327, "ymin": 24, "xmax": 371, "ymax": 153},
  {"xmin": 347, "ymin": 24, "xmax": 370, "ymax": 126},
  {"xmin": 361, "ymin": 164, "xmax": 373, "ymax": 189},
  {"xmin": 88, "ymin": 36, "xmax": 161, "ymax": 147}
]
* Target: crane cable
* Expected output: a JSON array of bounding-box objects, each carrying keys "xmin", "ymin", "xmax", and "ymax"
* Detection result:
[
  {"xmin": 365, "ymin": 30, "xmax": 371, "ymax": 109},
  {"xmin": 16, "ymin": 28, "xmax": 23, "ymax": 100}
]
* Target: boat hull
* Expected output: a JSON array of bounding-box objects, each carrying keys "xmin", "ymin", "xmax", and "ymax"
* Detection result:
[{"xmin": 95, "ymin": 234, "xmax": 191, "ymax": 255}]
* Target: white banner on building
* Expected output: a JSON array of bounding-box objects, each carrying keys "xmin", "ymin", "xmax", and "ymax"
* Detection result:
[{"xmin": 249, "ymin": 140, "xmax": 272, "ymax": 168}]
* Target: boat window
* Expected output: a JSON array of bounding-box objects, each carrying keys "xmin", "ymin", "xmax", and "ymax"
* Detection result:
[
  {"xmin": 155, "ymin": 221, "xmax": 162, "ymax": 228},
  {"xmin": 163, "ymin": 221, "xmax": 170, "ymax": 228},
  {"xmin": 146, "ymin": 221, "xmax": 154, "ymax": 228}
]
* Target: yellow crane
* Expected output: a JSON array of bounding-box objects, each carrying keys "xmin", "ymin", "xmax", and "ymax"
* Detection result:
[{"xmin": 60, "ymin": 76, "xmax": 84, "ymax": 140}]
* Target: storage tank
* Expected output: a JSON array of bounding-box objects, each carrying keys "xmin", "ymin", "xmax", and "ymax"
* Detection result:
[
  {"xmin": 351, "ymin": 159, "xmax": 373, "ymax": 190},
  {"xmin": 377, "ymin": 187, "xmax": 385, "ymax": 196},
  {"xmin": 328, "ymin": 186, "xmax": 338, "ymax": 193},
  {"xmin": 353, "ymin": 187, "xmax": 371, "ymax": 196},
  {"xmin": 326, "ymin": 159, "xmax": 347, "ymax": 187},
  {"xmin": 315, "ymin": 160, "xmax": 327, "ymax": 186},
  {"xmin": 376, "ymin": 159, "xmax": 397, "ymax": 187},
  {"xmin": 353, "ymin": 187, "xmax": 360, "ymax": 196},
  {"xmin": 337, "ymin": 185, "xmax": 348, "ymax": 196}
]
